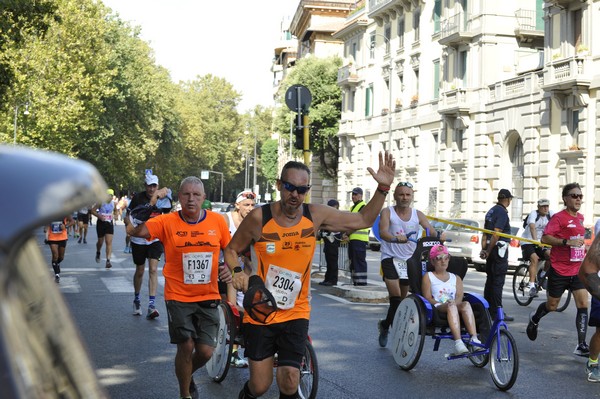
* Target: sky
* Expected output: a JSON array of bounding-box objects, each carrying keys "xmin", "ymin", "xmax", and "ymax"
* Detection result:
[{"xmin": 100, "ymin": 0, "xmax": 299, "ymax": 112}]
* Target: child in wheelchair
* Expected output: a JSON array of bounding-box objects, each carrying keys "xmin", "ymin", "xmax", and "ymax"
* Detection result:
[{"xmin": 421, "ymin": 244, "xmax": 481, "ymax": 355}]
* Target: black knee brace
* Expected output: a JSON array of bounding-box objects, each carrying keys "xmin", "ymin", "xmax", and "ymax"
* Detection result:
[
  {"xmin": 238, "ymin": 381, "xmax": 258, "ymax": 399},
  {"xmin": 576, "ymin": 307, "xmax": 588, "ymax": 343}
]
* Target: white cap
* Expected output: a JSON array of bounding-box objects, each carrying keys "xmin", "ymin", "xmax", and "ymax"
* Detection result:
[{"xmin": 145, "ymin": 174, "xmax": 159, "ymax": 185}]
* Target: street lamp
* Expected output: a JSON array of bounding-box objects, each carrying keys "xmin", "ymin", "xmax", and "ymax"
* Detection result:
[
  {"xmin": 13, "ymin": 101, "xmax": 30, "ymax": 145},
  {"xmin": 371, "ymin": 34, "xmax": 394, "ymax": 205}
]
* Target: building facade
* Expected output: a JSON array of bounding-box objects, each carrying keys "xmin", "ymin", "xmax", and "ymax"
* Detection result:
[{"xmin": 334, "ymin": 0, "xmax": 598, "ymax": 225}]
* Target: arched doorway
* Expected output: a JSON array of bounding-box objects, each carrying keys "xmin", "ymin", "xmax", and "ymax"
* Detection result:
[{"xmin": 504, "ymin": 131, "xmax": 524, "ymax": 220}]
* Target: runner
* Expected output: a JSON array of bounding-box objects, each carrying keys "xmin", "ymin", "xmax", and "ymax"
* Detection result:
[
  {"xmin": 45, "ymin": 215, "xmax": 75, "ymax": 283},
  {"xmin": 91, "ymin": 188, "xmax": 116, "ymax": 269},
  {"xmin": 77, "ymin": 206, "xmax": 90, "ymax": 244}
]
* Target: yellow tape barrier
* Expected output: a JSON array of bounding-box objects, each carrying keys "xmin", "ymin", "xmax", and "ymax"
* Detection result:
[{"xmin": 426, "ymin": 215, "xmax": 552, "ymax": 248}]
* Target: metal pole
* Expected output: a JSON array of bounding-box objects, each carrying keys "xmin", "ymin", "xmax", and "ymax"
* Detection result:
[
  {"xmin": 253, "ymin": 129, "xmax": 257, "ymax": 193},
  {"xmin": 220, "ymin": 173, "xmax": 223, "ymax": 202},
  {"xmin": 387, "ymin": 44, "xmax": 393, "ymax": 207},
  {"xmin": 13, "ymin": 104, "xmax": 18, "ymax": 145}
]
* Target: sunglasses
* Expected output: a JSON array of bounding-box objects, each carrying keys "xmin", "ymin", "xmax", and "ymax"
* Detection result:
[
  {"xmin": 397, "ymin": 182, "xmax": 413, "ymax": 188},
  {"xmin": 567, "ymin": 193, "xmax": 583, "ymax": 200},
  {"xmin": 281, "ymin": 180, "xmax": 311, "ymax": 195},
  {"xmin": 239, "ymin": 192, "xmax": 255, "ymax": 200},
  {"xmin": 432, "ymin": 255, "xmax": 450, "ymax": 261}
]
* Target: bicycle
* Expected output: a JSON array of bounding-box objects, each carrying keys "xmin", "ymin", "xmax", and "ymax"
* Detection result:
[
  {"xmin": 512, "ymin": 259, "xmax": 572, "ymax": 311},
  {"xmin": 392, "ymin": 235, "xmax": 519, "ymax": 391},
  {"xmin": 205, "ymin": 300, "xmax": 318, "ymax": 399}
]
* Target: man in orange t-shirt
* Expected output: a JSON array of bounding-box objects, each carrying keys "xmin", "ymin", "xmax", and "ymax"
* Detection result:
[
  {"xmin": 126, "ymin": 176, "xmax": 232, "ymax": 399},
  {"xmin": 224, "ymin": 152, "xmax": 396, "ymax": 399}
]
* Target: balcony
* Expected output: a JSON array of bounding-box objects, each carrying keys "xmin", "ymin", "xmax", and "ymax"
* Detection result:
[
  {"xmin": 337, "ymin": 64, "xmax": 362, "ymax": 87},
  {"xmin": 438, "ymin": 88, "xmax": 473, "ymax": 116},
  {"xmin": 438, "ymin": 12, "xmax": 475, "ymax": 47},
  {"xmin": 547, "ymin": 0, "xmax": 579, "ymax": 7},
  {"xmin": 542, "ymin": 56, "xmax": 591, "ymax": 92},
  {"xmin": 514, "ymin": 9, "xmax": 543, "ymax": 46}
]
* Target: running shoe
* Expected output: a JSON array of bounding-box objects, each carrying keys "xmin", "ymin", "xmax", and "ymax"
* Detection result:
[
  {"xmin": 123, "ymin": 247, "xmax": 128, "ymax": 253},
  {"xmin": 526, "ymin": 312, "xmax": 538, "ymax": 341},
  {"xmin": 95, "ymin": 251, "xmax": 100, "ymax": 263},
  {"xmin": 146, "ymin": 306, "xmax": 159, "ymax": 320},
  {"xmin": 452, "ymin": 340, "xmax": 469, "ymax": 355},
  {"xmin": 83, "ymin": 239, "xmax": 87, "ymax": 244},
  {"xmin": 528, "ymin": 286, "xmax": 538, "ymax": 297},
  {"xmin": 133, "ymin": 300, "xmax": 142, "ymax": 316},
  {"xmin": 105, "ymin": 260, "xmax": 112, "ymax": 269},
  {"xmin": 587, "ymin": 362, "xmax": 600, "ymax": 382},
  {"xmin": 189, "ymin": 377, "xmax": 199, "ymax": 399},
  {"xmin": 77, "ymin": 237, "xmax": 82, "ymax": 244},
  {"xmin": 574, "ymin": 342, "xmax": 590, "ymax": 357},
  {"xmin": 378, "ymin": 319, "xmax": 389, "ymax": 347},
  {"xmin": 230, "ymin": 351, "xmax": 249, "ymax": 368},
  {"xmin": 54, "ymin": 274, "xmax": 60, "ymax": 284}
]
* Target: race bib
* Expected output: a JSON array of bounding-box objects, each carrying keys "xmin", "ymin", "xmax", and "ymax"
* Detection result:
[
  {"xmin": 100, "ymin": 212, "xmax": 113, "ymax": 222},
  {"xmin": 265, "ymin": 265, "xmax": 302, "ymax": 310},
  {"xmin": 393, "ymin": 258, "xmax": 408, "ymax": 279},
  {"xmin": 50, "ymin": 221, "xmax": 62, "ymax": 233},
  {"xmin": 182, "ymin": 252, "xmax": 213, "ymax": 284},
  {"xmin": 570, "ymin": 246, "xmax": 585, "ymax": 262}
]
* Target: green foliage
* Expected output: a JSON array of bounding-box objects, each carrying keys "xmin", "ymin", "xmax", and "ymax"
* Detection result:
[{"xmin": 274, "ymin": 56, "xmax": 342, "ymax": 179}]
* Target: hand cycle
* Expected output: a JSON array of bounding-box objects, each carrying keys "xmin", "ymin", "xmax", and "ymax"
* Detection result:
[
  {"xmin": 389, "ymin": 234, "xmax": 519, "ymax": 391},
  {"xmin": 205, "ymin": 299, "xmax": 319, "ymax": 399},
  {"xmin": 512, "ymin": 259, "xmax": 571, "ymax": 311}
]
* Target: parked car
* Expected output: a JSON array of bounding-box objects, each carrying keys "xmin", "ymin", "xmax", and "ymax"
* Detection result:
[
  {"xmin": 368, "ymin": 228, "xmax": 381, "ymax": 251},
  {"xmin": 443, "ymin": 219, "xmax": 483, "ymax": 264},
  {"xmin": 211, "ymin": 201, "xmax": 232, "ymax": 213},
  {"xmin": 472, "ymin": 223, "xmax": 524, "ymax": 271},
  {"xmin": 0, "ymin": 146, "xmax": 108, "ymax": 398}
]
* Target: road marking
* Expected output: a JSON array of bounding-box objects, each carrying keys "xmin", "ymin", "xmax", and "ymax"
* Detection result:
[{"xmin": 58, "ymin": 277, "xmax": 81, "ymax": 293}]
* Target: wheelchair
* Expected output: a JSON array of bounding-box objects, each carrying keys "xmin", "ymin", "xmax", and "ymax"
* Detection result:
[
  {"xmin": 389, "ymin": 236, "xmax": 519, "ymax": 391},
  {"xmin": 205, "ymin": 300, "xmax": 319, "ymax": 399}
]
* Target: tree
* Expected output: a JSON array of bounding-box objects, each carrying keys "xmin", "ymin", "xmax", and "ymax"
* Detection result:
[{"xmin": 274, "ymin": 56, "xmax": 342, "ymax": 179}]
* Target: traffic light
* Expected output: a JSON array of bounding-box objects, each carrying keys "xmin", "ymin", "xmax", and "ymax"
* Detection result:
[{"xmin": 294, "ymin": 112, "xmax": 304, "ymax": 150}]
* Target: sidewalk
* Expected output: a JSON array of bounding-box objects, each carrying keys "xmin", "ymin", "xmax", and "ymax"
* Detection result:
[{"xmin": 310, "ymin": 262, "xmax": 389, "ymax": 303}]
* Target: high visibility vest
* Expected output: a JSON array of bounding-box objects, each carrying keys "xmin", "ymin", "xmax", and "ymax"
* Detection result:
[{"xmin": 349, "ymin": 201, "xmax": 369, "ymax": 242}]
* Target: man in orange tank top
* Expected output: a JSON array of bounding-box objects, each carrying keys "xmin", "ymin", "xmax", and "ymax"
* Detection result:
[
  {"xmin": 125, "ymin": 176, "xmax": 233, "ymax": 399},
  {"xmin": 45, "ymin": 215, "xmax": 75, "ymax": 283},
  {"xmin": 224, "ymin": 152, "xmax": 396, "ymax": 399}
]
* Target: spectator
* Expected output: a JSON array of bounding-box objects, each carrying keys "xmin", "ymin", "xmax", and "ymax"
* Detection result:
[
  {"xmin": 345, "ymin": 187, "xmax": 369, "ymax": 286},
  {"xmin": 318, "ymin": 199, "xmax": 342, "ymax": 286}
]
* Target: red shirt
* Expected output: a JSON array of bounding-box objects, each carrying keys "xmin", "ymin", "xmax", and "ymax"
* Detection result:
[{"xmin": 543, "ymin": 209, "xmax": 585, "ymax": 276}]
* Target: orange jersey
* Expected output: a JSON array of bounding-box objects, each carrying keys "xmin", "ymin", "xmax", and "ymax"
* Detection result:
[
  {"xmin": 47, "ymin": 218, "xmax": 68, "ymax": 241},
  {"xmin": 246, "ymin": 204, "xmax": 316, "ymax": 325},
  {"xmin": 145, "ymin": 210, "xmax": 231, "ymax": 302}
]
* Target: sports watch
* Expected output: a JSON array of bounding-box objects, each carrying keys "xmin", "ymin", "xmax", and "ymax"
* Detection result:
[{"xmin": 233, "ymin": 266, "xmax": 243, "ymax": 274}]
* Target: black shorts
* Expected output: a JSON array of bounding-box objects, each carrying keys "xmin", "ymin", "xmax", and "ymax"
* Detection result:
[
  {"xmin": 165, "ymin": 300, "xmax": 220, "ymax": 345},
  {"xmin": 77, "ymin": 213, "xmax": 89, "ymax": 224},
  {"xmin": 380, "ymin": 257, "xmax": 409, "ymax": 285},
  {"xmin": 48, "ymin": 240, "xmax": 67, "ymax": 248},
  {"xmin": 243, "ymin": 318, "xmax": 309, "ymax": 369},
  {"xmin": 131, "ymin": 241, "xmax": 164, "ymax": 265},
  {"xmin": 521, "ymin": 244, "xmax": 548, "ymax": 262},
  {"xmin": 546, "ymin": 267, "xmax": 586, "ymax": 298},
  {"xmin": 590, "ymin": 297, "xmax": 600, "ymax": 327},
  {"xmin": 96, "ymin": 220, "xmax": 114, "ymax": 237}
]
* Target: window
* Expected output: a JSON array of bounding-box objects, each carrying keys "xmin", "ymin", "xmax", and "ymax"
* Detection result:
[
  {"xmin": 453, "ymin": 128, "xmax": 464, "ymax": 152},
  {"xmin": 431, "ymin": 131, "xmax": 439, "ymax": 164},
  {"xmin": 459, "ymin": 50, "xmax": 467, "ymax": 86},
  {"xmin": 413, "ymin": 8, "xmax": 421, "ymax": 42},
  {"xmin": 365, "ymin": 85, "xmax": 373, "ymax": 117},
  {"xmin": 570, "ymin": 110, "xmax": 580, "ymax": 149},
  {"xmin": 384, "ymin": 25, "xmax": 391, "ymax": 54},
  {"xmin": 573, "ymin": 8, "xmax": 582, "ymax": 49},
  {"xmin": 398, "ymin": 17, "xmax": 405, "ymax": 48},
  {"xmin": 451, "ymin": 189, "xmax": 462, "ymax": 216},
  {"xmin": 349, "ymin": 90, "xmax": 355, "ymax": 113},
  {"xmin": 433, "ymin": 60, "xmax": 440, "ymax": 99},
  {"xmin": 434, "ymin": 0, "xmax": 442, "ymax": 33},
  {"xmin": 369, "ymin": 32, "xmax": 376, "ymax": 59},
  {"xmin": 351, "ymin": 42, "xmax": 357, "ymax": 61}
]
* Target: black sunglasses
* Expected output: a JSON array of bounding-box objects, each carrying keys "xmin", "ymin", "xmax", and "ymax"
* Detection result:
[
  {"xmin": 397, "ymin": 182, "xmax": 413, "ymax": 188},
  {"xmin": 281, "ymin": 180, "xmax": 311, "ymax": 195},
  {"xmin": 567, "ymin": 193, "xmax": 583, "ymax": 200}
]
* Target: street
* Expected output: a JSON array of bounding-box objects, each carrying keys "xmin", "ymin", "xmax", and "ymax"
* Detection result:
[{"xmin": 39, "ymin": 222, "xmax": 600, "ymax": 398}]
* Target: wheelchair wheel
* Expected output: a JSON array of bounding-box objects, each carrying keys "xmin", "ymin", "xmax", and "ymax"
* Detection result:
[
  {"xmin": 298, "ymin": 340, "xmax": 318, "ymax": 399},
  {"xmin": 556, "ymin": 289, "xmax": 572, "ymax": 312},
  {"xmin": 206, "ymin": 302, "xmax": 235, "ymax": 383},
  {"xmin": 390, "ymin": 295, "xmax": 426, "ymax": 371},
  {"xmin": 512, "ymin": 265, "xmax": 533, "ymax": 306},
  {"xmin": 489, "ymin": 329, "xmax": 519, "ymax": 391},
  {"xmin": 468, "ymin": 302, "xmax": 491, "ymax": 368}
]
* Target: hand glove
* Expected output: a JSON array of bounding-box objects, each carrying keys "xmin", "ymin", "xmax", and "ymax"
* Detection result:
[{"xmin": 129, "ymin": 203, "xmax": 157, "ymax": 227}]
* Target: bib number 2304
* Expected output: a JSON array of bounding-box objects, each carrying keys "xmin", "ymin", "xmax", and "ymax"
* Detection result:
[{"xmin": 183, "ymin": 252, "xmax": 213, "ymax": 284}]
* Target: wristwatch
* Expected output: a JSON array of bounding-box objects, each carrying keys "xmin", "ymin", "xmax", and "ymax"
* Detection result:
[
  {"xmin": 562, "ymin": 239, "xmax": 568, "ymax": 246},
  {"xmin": 233, "ymin": 266, "xmax": 243, "ymax": 274}
]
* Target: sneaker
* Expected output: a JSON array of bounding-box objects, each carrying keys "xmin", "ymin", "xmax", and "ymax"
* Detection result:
[
  {"xmin": 469, "ymin": 336, "xmax": 481, "ymax": 345},
  {"xmin": 77, "ymin": 237, "xmax": 82, "ymax": 244},
  {"xmin": 574, "ymin": 342, "xmax": 590, "ymax": 357},
  {"xmin": 453, "ymin": 340, "xmax": 469, "ymax": 355},
  {"xmin": 146, "ymin": 306, "xmax": 159, "ymax": 320},
  {"xmin": 105, "ymin": 260, "xmax": 112, "ymax": 269},
  {"xmin": 123, "ymin": 247, "xmax": 129, "ymax": 253},
  {"xmin": 189, "ymin": 377, "xmax": 199, "ymax": 399},
  {"xmin": 230, "ymin": 351, "xmax": 248, "ymax": 368},
  {"xmin": 54, "ymin": 274, "xmax": 60, "ymax": 284},
  {"xmin": 95, "ymin": 251, "xmax": 100, "ymax": 263},
  {"xmin": 586, "ymin": 362, "xmax": 600, "ymax": 382},
  {"xmin": 83, "ymin": 239, "xmax": 87, "ymax": 244},
  {"xmin": 528, "ymin": 286, "xmax": 538, "ymax": 298},
  {"xmin": 133, "ymin": 300, "xmax": 142, "ymax": 316},
  {"xmin": 526, "ymin": 312, "xmax": 538, "ymax": 341},
  {"xmin": 378, "ymin": 319, "xmax": 389, "ymax": 347}
]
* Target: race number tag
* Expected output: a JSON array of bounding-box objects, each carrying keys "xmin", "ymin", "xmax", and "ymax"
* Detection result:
[
  {"xmin": 393, "ymin": 258, "xmax": 408, "ymax": 279},
  {"xmin": 50, "ymin": 221, "xmax": 62, "ymax": 233},
  {"xmin": 182, "ymin": 252, "xmax": 213, "ymax": 284},
  {"xmin": 570, "ymin": 245, "xmax": 585, "ymax": 262},
  {"xmin": 265, "ymin": 265, "xmax": 302, "ymax": 310},
  {"xmin": 100, "ymin": 212, "xmax": 113, "ymax": 222}
]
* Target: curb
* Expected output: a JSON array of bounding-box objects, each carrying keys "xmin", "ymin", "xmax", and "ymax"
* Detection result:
[{"xmin": 311, "ymin": 269, "xmax": 388, "ymax": 303}]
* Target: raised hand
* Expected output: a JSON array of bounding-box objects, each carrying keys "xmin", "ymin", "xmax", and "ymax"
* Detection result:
[{"xmin": 367, "ymin": 151, "xmax": 396, "ymax": 186}]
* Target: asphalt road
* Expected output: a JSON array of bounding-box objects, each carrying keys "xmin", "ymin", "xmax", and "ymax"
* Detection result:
[{"xmin": 37, "ymin": 221, "xmax": 600, "ymax": 398}]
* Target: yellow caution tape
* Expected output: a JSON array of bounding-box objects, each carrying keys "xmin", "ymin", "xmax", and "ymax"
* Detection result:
[{"xmin": 426, "ymin": 215, "xmax": 552, "ymax": 248}]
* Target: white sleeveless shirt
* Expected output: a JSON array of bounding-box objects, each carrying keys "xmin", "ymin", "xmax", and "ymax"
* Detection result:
[
  {"xmin": 380, "ymin": 207, "xmax": 419, "ymax": 261},
  {"xmin": 427, "ymin": 272, "xmax": 457, "ymax": 303}
]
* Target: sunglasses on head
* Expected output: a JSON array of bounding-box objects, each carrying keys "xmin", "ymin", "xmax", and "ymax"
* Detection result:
[
  {"xmin": 433, "ymin": 255, "xmax": 450, "ymax": 261},
  {"xmin": 567, "ymin": 193, "xmax": 583, "ymax": 200},
  {"xmin": 281, "ymin": 180, "xmax": 311, "ymax": 195},
  {"xmin": 397, "ymin": 182, "xmax": 413, "ymax": 188},
  {"xmin": 239, "ymin": 192, "xmax": 255, "ymax": 200}
]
